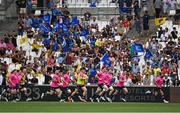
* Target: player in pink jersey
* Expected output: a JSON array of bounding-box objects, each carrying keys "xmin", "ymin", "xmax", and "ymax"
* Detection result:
[
  {"xmin": 41, "ymin": 70, "xmax": 62, "ymax": 100},
  {"xmin": 103, "ymin": 68, "xmax": 114, "ymax": 102},
  {"xmin": 155, "ymin": 75, "xmax": 169, "ymax": 103},
  {"xmin": 113, "ymin": 71, "xmax": 128, "ymax": 102},
  {"xmin": 59, "ymin": 69, "xmax": 72, "ymax": 102},
  {"xmin": 90, "ymin": 68, "xmax": 106, "ymax": 102},
  {"xmin": 8, "ymin": 70, "xmax": 20, "ymax": 101}
]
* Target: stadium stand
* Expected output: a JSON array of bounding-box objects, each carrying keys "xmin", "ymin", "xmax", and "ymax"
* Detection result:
[{"xmin": 0, "ymin": 0, "xmax": 179, "ymax": 102}]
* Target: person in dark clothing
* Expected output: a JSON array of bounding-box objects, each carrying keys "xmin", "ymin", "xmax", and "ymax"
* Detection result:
[
  {"xmin": 154, "ymin": 0, "xmax": 162, "ymax": 18},
  {"xmin": 84, "ymin": 10, "xmax": 91, "ymax": 21},
  {"xmin": 133, "ymin": 0, "xmax": 141, "ymax": 17},
  {"xmin": 171, "ymin": 27, "xmax": 178, "ymax": 39},
  {"xmin": 31, "ymin": 76, "xmax": 38, "ymax": 84},
  {"xmin": 143, "ymin": 11, "xmax": 149, "ymax": 31},
  {"xmin": 134, "ymin": 16, "xmax": 141, "ymax": 34}
]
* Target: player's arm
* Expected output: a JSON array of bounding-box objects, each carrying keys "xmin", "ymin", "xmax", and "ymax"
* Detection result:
[{"xmin": 9, "ymin": 76, "xmax": 16, "ymax": 86}]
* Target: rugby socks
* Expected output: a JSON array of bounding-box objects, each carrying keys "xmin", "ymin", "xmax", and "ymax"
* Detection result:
[
  {"xmin": 92, "ymin": 93, "xmax": 98, "ymax": 99},
  {"xmin": 122, "ymin": 93, "xmax": 126, "ymax": 99}
]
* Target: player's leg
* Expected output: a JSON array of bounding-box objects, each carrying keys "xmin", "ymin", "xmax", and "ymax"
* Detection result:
[
  {"xmin": 55, "ymin": 88, "xmax": 62, "ymax": 100},
  {"xmin": 81, "ymin": 86, "xmax": 87, "ymax": 98},
  {"xmin": 68, "ymin": 87, "xmax": 78, "ymax": 102},
  {"xmin": 121, "ymin": 87, "xmax": 128, "ymax": 102},
  {"xmin": 159, "ymin": 88, "xmax": 169, "ymax": 103},
  {"xmin": 0, "ymin": 86, "xmax": 9, "ymax": 102},
  {"xmin": 59, "ymin": 87, "xmax": 69, "ymax": 102},
  {"xmin": 99, "ymin": 85, "xmax": 108, "ymax": 101},
  {"xmin": 78, "ymin": 86, "xmax": 87, "ymax": 102},
  {"xmin": 90, "ymin": 86, "xmax": 102, "ymax": 102},
  {"xmin": 10, "ymin": 88, "xmax": 18, "ymax": 102},
  {"xmin": 106, "ymin": 86, "xmax": 114, "ymax": 102}
]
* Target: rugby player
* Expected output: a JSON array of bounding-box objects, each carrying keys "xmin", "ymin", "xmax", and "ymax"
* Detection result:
[
  {"xmin": 68, "ymin": 68, "xmax": 88, "ymax": 102},
  {"xmin": 113, "ymin": 71, "xmax": 128, "ymax": 102}
]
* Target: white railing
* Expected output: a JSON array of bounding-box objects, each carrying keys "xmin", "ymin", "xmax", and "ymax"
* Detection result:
[{"xmin": 66, "ymin": 0, "xmax": 118, "ymax": 8}]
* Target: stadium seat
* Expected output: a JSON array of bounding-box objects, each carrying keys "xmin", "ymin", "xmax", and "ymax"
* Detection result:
[
  {"xmin": 81, "ymin": 0, "xmax": 89, "ymax": 7},
  {"xmin": 68, "ymin": 0, "xmax": 76, "ymax": 8}
]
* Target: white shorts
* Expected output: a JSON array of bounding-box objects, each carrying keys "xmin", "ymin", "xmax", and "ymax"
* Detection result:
[{"xmin": 20, "ymin": 8, "xmax": 27, "ymax": 14}]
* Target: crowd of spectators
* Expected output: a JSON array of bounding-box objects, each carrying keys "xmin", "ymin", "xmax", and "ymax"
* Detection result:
[{"xmin": 0, "ymin": 0, "xmax": 179, "ymax": 87}]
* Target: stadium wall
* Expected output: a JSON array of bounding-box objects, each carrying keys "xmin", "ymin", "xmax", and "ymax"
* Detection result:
[{"xmin": 1, "ymin": 85, "xmax": 177, "ymax": 102}]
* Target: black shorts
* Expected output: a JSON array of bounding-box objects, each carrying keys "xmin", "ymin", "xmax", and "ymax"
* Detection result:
[
  {"xmin": 16, "ymin": 84, "xmax": 20, "ymax": 90},
  {"xmin": 19, "ymin": 84, "xmax": 27, "ymax": 89},
  {"xmin": 98, "ymin": 84, "xmax": 104, "ymax": 90},
  {"xmin": 117, "ymin": 86, "xmax": 126, "ymax": 91},
  {"xmin": 155, "ymin": 87, "xmax": 162, "ymax": 93},
  {"xmin": 60, "ymin": 87, "xmax": 68, "ymax": 93},
  {"xmin": 51, "ymin": 87, "xmax": 60, "ymax": 91},
  {"xmin": 76, "ymin": 85, "xmax": 85, "ymax": 92}
]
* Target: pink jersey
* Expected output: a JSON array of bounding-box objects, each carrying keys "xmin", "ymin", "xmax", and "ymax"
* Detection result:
[
  {"xmin": 17, "ymin": 72, "xmax": 23, "ymax": 83},
  {"xmin": 50, "ymin": 74, "xmax": 60, "ymax": 88},
  {"xmin": 63, "ymin": 73, "xmax": 70, "ymax": 88},
  {"xmin": 104, "ymin": 73, "xmax": 113, "ymax": 86},
  {"xmin": 9, "ymin": 73, "xmax": 19, "ymax": 88},
  {"xmin": 117, "ymin": 73, "xmax": 126, "ymax": 87},
  {"xmin": 97, "ymin": 72, "xmax": 105, "ymax": 85},
  {"xmin": 156, "ymin": 77, "xmax": 165, "ymax": 88}
]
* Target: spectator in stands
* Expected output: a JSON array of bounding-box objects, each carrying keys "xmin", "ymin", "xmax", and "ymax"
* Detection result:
[
  {"xmin": 84, "ymin": 10, "xmax": 91, "ymax": 21},
  {"xmin": 19, "ymin": 0, "xmax": 27, "ymax": 14},
  {"xmin": 154, "ymin": 0, "xmax": 163, "ymax": 18},
  {"xmin": 162, "ymin": 0, "xmax": 171, "ymax": 15},
  {"xmin": 142, "ymin": 11, "xmax": 150, "ymax": 31},
  {"xmin": 174, "ymin": 0, "xmax": 180, "ymax": 21},
  {"xmin": 133, "ymin": 0, "xmax": 141, "ymax": 18},
  {"xmin": 118, "ymin": 0, "xmax": 125, "ymax": 15},
  {"xmin": 134, "ymin": 16, "xmax": 141, "ymax": 34}
]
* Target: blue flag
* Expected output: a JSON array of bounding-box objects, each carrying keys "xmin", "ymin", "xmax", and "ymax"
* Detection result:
[
  {"xmin": 52, "ymin": 41, "xmax": 59, "ymax": 52},
  {"xmin": 39, "ymin": 24, "xmax": 50, "ymax": 34},
  {"xmin": 43, "ymin": 14, "xmax": 51, "ymax": 23},
  {"xmin": 80, "ymin": 28, "xmax": 89, "ymax": 39},
  {"xmin": 53, "ymin": 23, "xmax": 63, "ymax": 33},
  {"xmin": 52, "ymin": 8, "xmax": 61, "ymax": 15},
  {"xmin": 62, "ymin": 38, "xmax": 70, "ymax": 53},
  {"xmin": 133, "ymin": 43, "xmax": 144, "ymax": 52},
  {"xmin": 43, "ymin": 36, "xmax": 51, "ymax": 46},
  {"xmin": 62, "ymin": 24, "xmax": 69, "ymax": 32},
  {"xmin": 31, "ymin": 18, "xmax": 41, "ymax": 28},
  {"xmin": 90, "ymin": 1, "xmax": 96, "ymax": 7},
  {"xmin": 71, "ymin": 16, "xmax": 79, "ymax": 27},
  {"xmin": 101, "ymin": 53, "xmax": 112, "ymax": 67},
  {"xmin": 145, "ymin": 49, "xmax": 153, "ymax": 59}
]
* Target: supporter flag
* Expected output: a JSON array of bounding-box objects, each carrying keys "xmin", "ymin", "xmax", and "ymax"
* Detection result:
[
  {"xmin": 71, "ymin": 16, "xmax": 79, "ymax": 27},
  {"xmin": 130, "ymin": 43, "xmax": 144, "ymax": 56},
  {"xmin": 52, "ymin": 8, "xmax": 61, "ymax": 15},
  {"xmin": 20, "ymin": 35, "xmax": 28, "ymax": 45},
  {"xmin": 53, "ymin": 23, "xmax": 63, "ymax": 33},
  {"xmin": 43, "ymin": 36, "xmax": 51, "ymax": 46},
  {"xmin": 62, "ymin": 38, "xmax": 70, "ymax": 53},
  {"xmin": 89, "ymin": 1, "xmax": 96, "ymax": 7},
  {"xmin": 145, "ymin": 49, "xmax": 153, "ymax": 59},
  {"xmin": 39, "ymin": 24, "xmax": 51, "ymax": 34},
  {"xmin": 155, "ymin": 17, "xmax": 166, "ymax": 26},
  {"xmin": 43, "ymin": 13, "xmax": 51, "ymax": 23},
  {"xmin": 62, "ymin": 24, "xmax": 69, "ymax": 32},
  {"xmin": 80, "ymin": 28, "xmax": 89, "ymax": 39},
  {"xmin": 52, "ymin": 41, "xmax": 59, "ymax": 52},
  {"xmin": 101, "ymin": 53, "xmax": 112, "ymax": 67}
]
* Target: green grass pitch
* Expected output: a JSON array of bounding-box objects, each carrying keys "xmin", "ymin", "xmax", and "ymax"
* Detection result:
[{"xmin": 0, "ymin": 102, "xmax": 180, "ymax": 112}]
